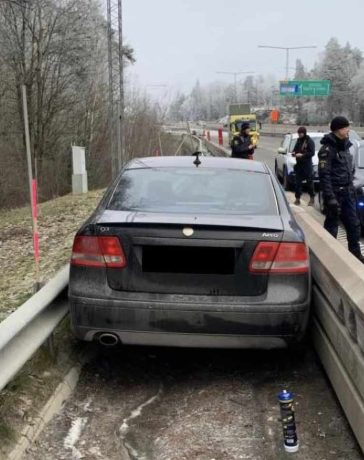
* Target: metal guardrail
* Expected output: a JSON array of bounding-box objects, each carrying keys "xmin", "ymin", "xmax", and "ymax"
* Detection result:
[
  {"xmin": 0, "ymin": 265, "xmax": 69, "ymax": 392},
  {"xmin": 183, "ymin": 133, "xmax": 205, "ymax": 154}
]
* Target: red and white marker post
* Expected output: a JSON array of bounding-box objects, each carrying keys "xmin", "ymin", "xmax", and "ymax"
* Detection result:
[
  {"xmin": 218, "ymin": 128, "xmax": 223, "ymax": 146},
  {"xmin": 22, "ymin": 85, "xmax": 41, "ymax": 290}
]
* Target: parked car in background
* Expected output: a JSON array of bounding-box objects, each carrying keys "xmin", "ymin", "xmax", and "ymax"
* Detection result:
[
  {"xmin": 69, "ymin": 156, "xmax": 311, "ymax": 350},
  {"xmin": 352, "ymin": 153, "xmax": 364, "ymax": 233},
  {"xmin": 275, "ymin": 130, "xmax": 364, "ymax": 194},
  {"xmin": 274, "ymin": 132, "xmax": 324, "ymax": 190}
]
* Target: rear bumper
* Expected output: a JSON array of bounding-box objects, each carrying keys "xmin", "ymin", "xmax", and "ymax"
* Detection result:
[{"xmin": 70, "ymin": 296, "xmax": 310, "ymax": 349}]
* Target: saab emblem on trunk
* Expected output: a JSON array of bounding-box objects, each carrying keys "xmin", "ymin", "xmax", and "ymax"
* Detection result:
[{"xmin": 182, "ymin": 227, "xmax": 194, "ymax": 237}]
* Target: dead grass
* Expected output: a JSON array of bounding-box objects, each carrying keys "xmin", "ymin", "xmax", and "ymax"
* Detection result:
[{"xmin": 0, "ymin": 189, "xmax": 105, "ymax": 322}]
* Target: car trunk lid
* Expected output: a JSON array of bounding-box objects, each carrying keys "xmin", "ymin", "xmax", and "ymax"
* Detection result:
[{"xmin": 95, "ymin": 211, "xmax": 284, "ymax": 297}]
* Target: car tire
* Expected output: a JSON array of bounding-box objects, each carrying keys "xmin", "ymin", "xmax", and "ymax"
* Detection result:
[{"xmin": 283, "ymin": 167, "xmax": 291, "ymax": 191}]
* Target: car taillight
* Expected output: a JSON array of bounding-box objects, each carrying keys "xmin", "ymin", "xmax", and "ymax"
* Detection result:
[
  {"xmin": 249, "ymin": 242, "xmax": 280, "ymax": 272},
  {"xmin": 71, "ymin": 236, "xmax": 127, "ymax": 268},
  {"xmin": 250, "ymin": 242, "xmax": 309, "ymax": 274}
]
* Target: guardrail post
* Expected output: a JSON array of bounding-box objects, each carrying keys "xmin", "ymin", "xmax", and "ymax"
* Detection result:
[
  {"xmin": 33, "ymin": 281, "xmax": 57, "ymax": 360},
  {"xmin": 46, "ymin": 333, "xmax": 56, "ymax": 360},
  {"xmin": 218, "ymin": 128, "xmax": 223, "ymax": 146}
]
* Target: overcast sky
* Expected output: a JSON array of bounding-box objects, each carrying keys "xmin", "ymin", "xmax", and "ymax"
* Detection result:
[{"xmin": 123, "ymin": 0, "xmax": 364, "ymax": 96}]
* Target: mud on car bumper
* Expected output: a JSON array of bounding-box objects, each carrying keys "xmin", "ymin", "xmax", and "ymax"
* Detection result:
[{"xmin": 70, "ymin": 296, "xmax": 310, "ymax": 349}]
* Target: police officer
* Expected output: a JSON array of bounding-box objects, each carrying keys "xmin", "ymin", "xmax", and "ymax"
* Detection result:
[
  {"xmin": 318, "ymin": 116, "xmax": 364, "ymax": 262},
  {"xmin": 293, "ymin": 126, "xmax": 315, "ymax": 206},
  {"xmin": 231, "ymin": 122, "xmax": 255, "ymax": 159}
]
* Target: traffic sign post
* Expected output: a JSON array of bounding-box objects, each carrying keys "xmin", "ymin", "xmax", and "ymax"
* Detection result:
[{"xmin": 280, "ymin": 80, "xmax": 331, "ymax": 97}]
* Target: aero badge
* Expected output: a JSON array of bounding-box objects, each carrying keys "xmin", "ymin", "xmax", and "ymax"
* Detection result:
[{"xmin": 182, "ymin": 227, "xmax": 194, "ymax": 237}]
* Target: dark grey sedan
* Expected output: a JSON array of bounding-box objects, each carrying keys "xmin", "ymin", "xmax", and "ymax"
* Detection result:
[{"xmin": 69, "ymin": 156, "xmax": 310, "ymax": 349}]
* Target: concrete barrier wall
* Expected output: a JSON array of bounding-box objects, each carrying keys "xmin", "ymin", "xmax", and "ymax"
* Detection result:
[
  {"xmin": 199, "ymin": 139, "xmax": 364, "ymax": 452},
  {"xmin": 203, "ymin": 139, "xmax": 230, "ymax": 157},
  {"xmin": 202, "ymin": 123, "xmax": 364, "ymax": 138},
  {"xmin": 293, "ymin": 207, "xmax": 364, "ymax": 453}
]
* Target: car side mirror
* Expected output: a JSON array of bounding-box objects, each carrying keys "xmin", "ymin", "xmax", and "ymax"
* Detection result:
[{"xmin": 278, "ymin": 147, "xmax": 287, "ymax": 155}]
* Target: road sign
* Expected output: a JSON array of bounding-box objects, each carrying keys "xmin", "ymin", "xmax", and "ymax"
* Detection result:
[{"xmin": 280, "ymin": 80, "xmax": 331, "ymax": 97}]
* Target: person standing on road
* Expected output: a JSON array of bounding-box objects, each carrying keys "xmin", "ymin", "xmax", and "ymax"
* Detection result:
[
  {"xmin": 231, "ymin": 122, "xmax": 255, "ymax": 159},
  {"xmin": 318, "ymin": 116, "xmax": 364, "ymax": 262},
  {"xmin": 293, "ymin": 126, "xmax": 315, "ymax": 206}
]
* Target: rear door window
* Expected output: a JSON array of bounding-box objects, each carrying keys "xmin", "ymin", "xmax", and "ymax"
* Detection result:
[{"xmin": 108, "ymin": 167, "xmax": 278, "ymax": 216}]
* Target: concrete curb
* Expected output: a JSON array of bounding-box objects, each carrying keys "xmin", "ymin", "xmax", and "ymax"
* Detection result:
[
  {"xmin": 6, "ymin": 364, "xmax": 81, "ymax": 460},
  {"xmin": 5, "ymin": 348, "xmax": 95, "ymax": 460}
]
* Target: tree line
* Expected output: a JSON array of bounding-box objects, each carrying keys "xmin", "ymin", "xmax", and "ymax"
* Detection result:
[
  {"xmin": 0, "ymin": 0, "xmax": 163, "ymax": 209},
  {"xmin": 168, "ymin": 38, "xmax": 364, "ymax": 126}
]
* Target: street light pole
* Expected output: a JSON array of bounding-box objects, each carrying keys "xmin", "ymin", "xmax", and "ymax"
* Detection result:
[
  {"xmin": 216, "ymin": 71, "xmax": 255, "ymax": 102},
  {"xmin": 258, "ymin": 45, "xmax": 317, "ymax": 80}
]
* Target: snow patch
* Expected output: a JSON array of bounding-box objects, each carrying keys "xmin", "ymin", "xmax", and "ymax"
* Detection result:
[
  {"xmin": 64, "ymin": 417, "xmax": 88, "ymax": 459},
  {"xmin": 120, "ymin": 386, "xmax": 163, "ymax": 438}
]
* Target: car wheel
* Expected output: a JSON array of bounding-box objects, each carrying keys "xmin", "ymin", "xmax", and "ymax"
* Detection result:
[{"xmin": 283, "ymin": 167, "xmax": 291, "ymax": 191}]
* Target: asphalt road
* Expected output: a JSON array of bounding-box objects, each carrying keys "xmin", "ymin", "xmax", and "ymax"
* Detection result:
[
  {"xmin": 26, "ymin": 136, "xmax": 363, "ymax": 460},
  {"xmin": 208, "ymin": 130, "xmax": 280, "ymax": 170}
]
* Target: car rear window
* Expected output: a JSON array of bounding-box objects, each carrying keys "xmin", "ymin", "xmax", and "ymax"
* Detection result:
[{"xmin": 107, "ymin": 167, "xmax": 278, "ymax": 216}]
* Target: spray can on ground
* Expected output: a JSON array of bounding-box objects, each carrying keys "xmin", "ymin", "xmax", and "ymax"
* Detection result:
[{"xmin": 278, "ymin": 389, "xmax": 299, "ymax": 453}]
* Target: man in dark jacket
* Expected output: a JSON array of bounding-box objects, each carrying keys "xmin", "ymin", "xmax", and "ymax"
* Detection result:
[
  {"xmin": 231, "ymin": 122, "xmax": 255, "ymax": 159},
  {"xmin": 293, "ymin": 126, "xmax": 315, "ymax": 206},
  {"xmin": 318, "ymin": 116, "xmax": 364, "ymax": 262}
]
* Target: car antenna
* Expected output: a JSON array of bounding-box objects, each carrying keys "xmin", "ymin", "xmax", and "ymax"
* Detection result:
[{"xmin": 192, "ymin": 151, "xmax": 201, "ymax": 167}]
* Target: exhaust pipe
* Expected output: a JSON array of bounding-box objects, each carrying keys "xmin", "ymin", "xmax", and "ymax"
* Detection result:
[{"xmin": 98, "ymin": 333, "xmax": 119, "ymax": 347}]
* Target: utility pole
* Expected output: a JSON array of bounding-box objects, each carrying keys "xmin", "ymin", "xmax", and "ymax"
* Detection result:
[
  {"xmin": 216, "ymin": 71, "xmax": 255, "ymax": 102},
  {"xmin": 258, "ymin": 45, "xmax": 317, "ymax": 80},
  {"xmin": 107, "ymin": 0, "xmax": 124, "ymax": 179},
  {"xmin": 117, "ymin": 0, "xmax": 124, "ymax": 172}
]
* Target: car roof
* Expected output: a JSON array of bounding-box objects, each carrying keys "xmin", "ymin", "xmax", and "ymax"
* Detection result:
[
  {"xmin": 126, "ymin": 156, "xmax": 269, "ymax": 173},
  {"xmin": 288, "ymin": 132, "xmax": 324, "ymax": 139}
]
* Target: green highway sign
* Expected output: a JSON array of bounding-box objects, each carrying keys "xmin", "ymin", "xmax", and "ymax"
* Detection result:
[{"xmin": 280, "ymin": 80, "xmax": 331, "ymax": 97}]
